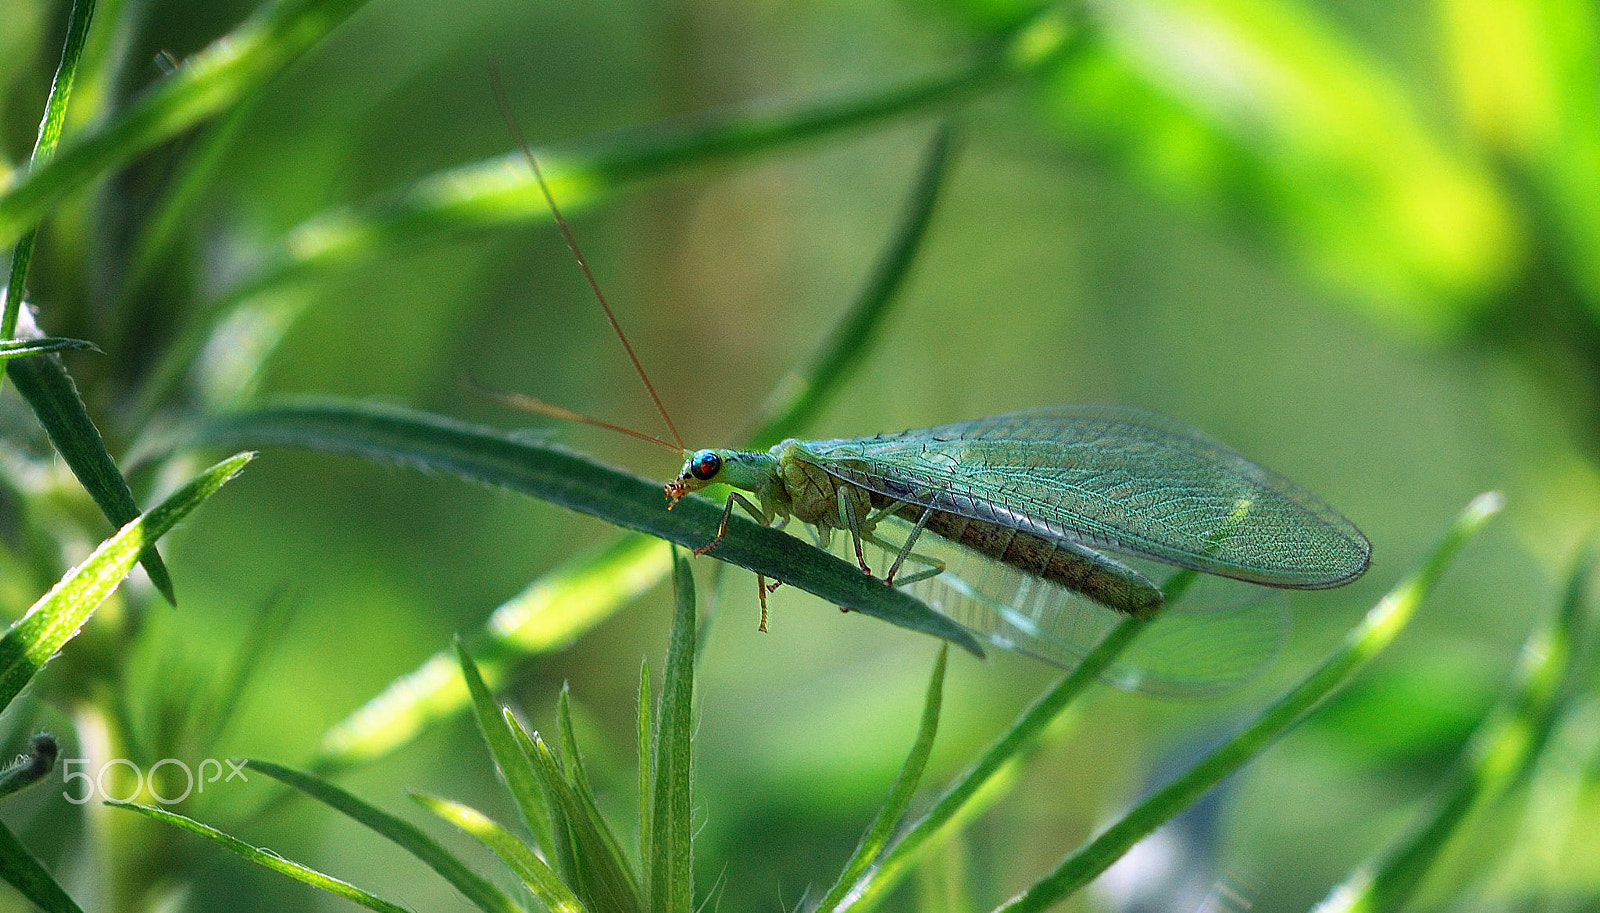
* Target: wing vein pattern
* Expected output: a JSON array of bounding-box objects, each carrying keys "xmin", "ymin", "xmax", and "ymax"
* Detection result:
[{"xmin": 800, "ymin": 405, "xmax": 1370, "ymax": 588}]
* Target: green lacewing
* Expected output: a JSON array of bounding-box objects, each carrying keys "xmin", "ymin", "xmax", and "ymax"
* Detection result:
[
  {"xmin": 663, "ymin": 405, "xmax": 1368, "ymax": 692},
  {"xmin": 487, "ymin": 80, "xmax": 1370, "ymax": 688}
]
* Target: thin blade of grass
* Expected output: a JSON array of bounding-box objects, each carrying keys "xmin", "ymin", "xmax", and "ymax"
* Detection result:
[
  {"xmin": 0, "ymin": 338, "xmax": 96, "ymax": 362},
  {"xmin": 839, "ymin": 615, "xmax": 1150, "ymax": 913},
  {"xmin": 838, "ymin": 572, "xmax": 1214, "ymax": 912},
  {"xmin": 6, "ymin": 308, "xmax": 174, "ymax": 603},
  {"xmin": 246, "ymin": 759, "xmax": 522, "ymax": 913},
  {"xmin": 0, "ymin": 0, "xmax": 97, "ymax": 350},
  {"xmin": 0, "ymin": 452, "xmax": 250, "ymax": 714},
  {"xmin": 455, "ymin": 639, "xmax": 556, "ymax": 856},
  {"xmin": 411, "ymin": 792, "xmax": 587, "ymax": 913},
  {"xmin": 132, "ymin": 17, "xmax": 1075, "ymax": 421},
  {"xmin": 546, "ymin": 699, "xmax": 644, "ymax": 907},
  {"xmin": 650, "ymin": 547, "xmax": 696, "ymax": 913},
  {"xmin": 815, "ymin": 646, "xmax": 948, "ymax": 913},
  {"xmin": 200, "ymin": 401, "xmax": 979, "ymax": 655},
  {"xmin": 0, "ymin": 0, "xmax": 376, "ymax": 250},
  {"xmin": 305, "ymin": 120, "xmax": 972, "ymax": 772},
  {"xmin": 637, "ymin": 659, "xmax": 653, "ymax": 880},
  {"xmin": 989, "ymin": 492, "xmax": 1504, "ymax": 913},
  {"xmin": 0, "ymin": 817, "xmax": 83, "ymax": 913},
  {"xmin": 1313, "ymin": 542, "xmax": 1594, "ymax": 913},
  {"xmin": 511, "ymin": 719, "xmax": 645, "ymax": 913},
  {"xmin": 210, "ymin": 23, "xmax": 1065, "ymax": 317},
  {"xmin": 557, "ymin": 685, "xmax": 598, "ymax": 801},
  {"xmin": 109, "ymin": 801, "xmax": 407, "ymax": 913}
]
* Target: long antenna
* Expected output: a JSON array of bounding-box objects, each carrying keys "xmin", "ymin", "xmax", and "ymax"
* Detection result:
[
  {"xmin": 468, "ymin": 377, "xmax": 683, "ymax": 453},
  {"xmin": 489, "ymin": 63, "xmax": 686, "ymax": 452}
]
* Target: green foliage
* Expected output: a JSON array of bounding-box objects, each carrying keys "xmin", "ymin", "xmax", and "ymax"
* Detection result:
[
  {"xmin": 4, "ymin": 0, "xmax": 1600, "ymax": 909},
  {"xmin": 109, "ymin": 801, "xmax": 409, "ymax": 912},
  {"xmin": 0, "ymin": 452, "xmax": 249, "ymax": 712}
]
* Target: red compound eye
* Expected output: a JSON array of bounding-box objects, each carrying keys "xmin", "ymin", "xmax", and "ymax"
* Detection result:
[{"xmin": 689, "ymin": 451, "xmax": 722, "ymax": 481}]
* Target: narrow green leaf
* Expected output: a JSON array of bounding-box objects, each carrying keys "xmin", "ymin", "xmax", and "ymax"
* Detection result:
[
  {"xmin": 815, "ymin": 646, "xmax": 947, "ymax": 913},
  {"xmin": 637, "ymin": 659, "xmax": 653, "ymax": 882},
  {"xmin": 511, "ymin": 720, "xmax": 645, "ymax": 913},
  {"xmin": 1313, "ymin": 543, "xmax": 1594, "ymax": 913},
  {"xmin": 307, "ymin": 120, "xmax": 969, "ymax": 772},
  {"xmin": 989, "ymin": 492, "xmax": 1504, "ymax": 913},
  {"xmin": 841, "ymin": 613, "xmax": 1156, "ymax": 913},
  {"xmin": 0, "ymin": 452, "xmax": 251, "ymax": 714},
  {"xmin": 0, "ymin": 0, "xmax": 376, "ymax": 250},
  {"xmin": 109, "ymin": 801, "xmax": 408, "ymax": 913},
  {"xmin": 0, "ymin": 337, "xmax": 96, "ymax": 362},
  {"xmin": 556, "ymin": 685, "xmax": 598, "ymax": 802},
  {"xmin": 6, "ymin": 316, "xmax": 175, "ymax": 603},
  {"xmin": 0, "ymin": 817, "xmax": 83, "ymax": 913},
  {"xmin": 455, "ymin": 640, "xmax": 554, "ymax": 854},
  {"xmin": 411, "ymin": 792, "xmax": 586, "ymax": 913},
  {"xmin": 1, "ymin": 0, "xmax": 97, "ymax": 348},
  {"xmin": 246, "ymin": 759, "xmax": 522, "ymax": 913},
  {"xmin": 545, "ymin": 701, "xmax": 643, "ymax": 908},
  {"xmin": 201, "ymin": 401, "xmax": 981, "ymax": 655},
  {"xmin": 199, "ymin": 22, "xmax": 1067, "ymax": 320},
  {"xmin": 650, "ymin": 548, "xmax": 696, "ymax": 913}
]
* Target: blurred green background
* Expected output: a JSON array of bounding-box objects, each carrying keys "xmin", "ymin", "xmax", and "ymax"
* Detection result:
[{"xmin": 2, "ymin": 0, "xmax": 1598, "ymax": 910}]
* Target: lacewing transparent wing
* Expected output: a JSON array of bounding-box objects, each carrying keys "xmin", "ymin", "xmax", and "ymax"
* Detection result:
[
  {"xmin": 802, "ymin": 405, "xmax": 1367, "ymax": 688},
  {"xmin": 841, "ymin": 523, "xmax": 1288, "ymax": 694},
  {"xmin": 801, "ymin": 405, "xmax": 1370, "ymax": 590}
]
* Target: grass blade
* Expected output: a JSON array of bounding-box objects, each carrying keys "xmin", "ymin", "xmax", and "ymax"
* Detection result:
[
  {"xmin": 110, "ymin": 801, "xmax": 408, "ymax": 913},
  {"xmin": 411, "ymin": 792, "xmax": 587, "ymax": 913},
  {"xmin": 0, "ymin": 0, "xmax": 376, "ymax": 250},
  {"xmin": 547, "ymin": 699, "xmax": 642, "ymax": 907},
  {"xmin": 989, "ymin": 492, "xmax": 1504, "ymax": 913},
  {"xmin": 840, "ymin": 614, "xmax": 1157, "ymax": 913},
  {"xmin": 650, "ymin": 547, "xmax": 696, "ymax": 913},
  {"xmin": 0, "ymin": 452, "xmax": 251, "ymax": 714},
  {"xmin": 557, "ymin": 685, "xmax": 597, "ymax": 801},
  {"xmin": 0, "ymin": 817, "xmax": 84, "ymax": 913},
  {"xmin": 1313, "ymin": 544, "xmax": 1594, "ymax": 913},
  {"xmin": 455, "ymin": 639, "xmax": 555, "ymax": 855},
  {"xmin": 637, "ymin": 659, "xmax": 653, "ymax": 878},
  {"xmin": 201, "ymin": 401, "xmax": 980, "ymax": 655},
  {"xmin": 814, "ymin": 646, "xmax": 947, "ymax": 913},
  {"xmin": 6, "ymin": 309, "xmax": 175, "ymax": 603},
  {"xmin": 246, "ymin": 759, "xmax": 522, "ymax": 913},
  {"xmin": 0, "ymin": 338, "xmax": 97, "ymax": 361},
  {"xmin": 202, "ymin": 19, "xmax": 1070, "ymax": 320},
  {"xmin": 511, "ymin": 719, "xmax": 645, "ymax": 913},
  {"xmin": 1, "ymin": 0, "xmax": 96, "ymax": 348}
]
